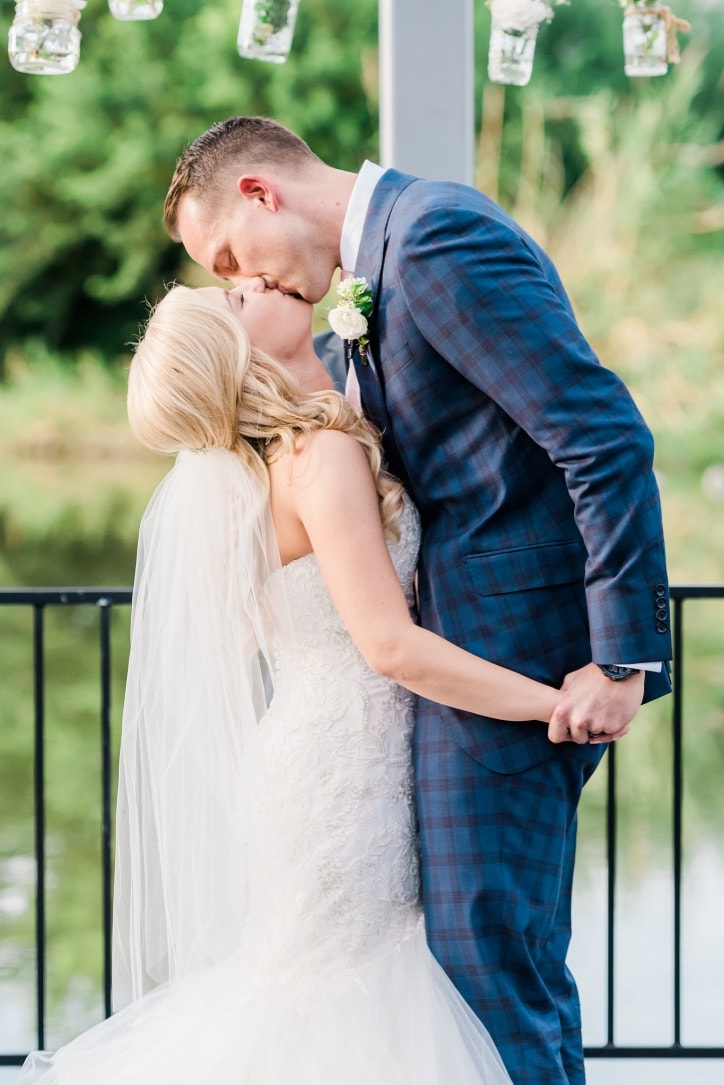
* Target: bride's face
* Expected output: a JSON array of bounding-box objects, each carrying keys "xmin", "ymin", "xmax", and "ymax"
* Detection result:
[{"xmin": 196, "ymin": 279, "xmax": 314, "ymax": 363}]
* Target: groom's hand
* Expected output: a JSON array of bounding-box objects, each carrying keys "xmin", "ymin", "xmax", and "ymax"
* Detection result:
[{"xmin": 548, "ymin": 663, "xmax": 645, "ymax": 745}]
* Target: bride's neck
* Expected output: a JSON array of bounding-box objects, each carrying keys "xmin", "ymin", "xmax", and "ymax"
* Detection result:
[{"xmin": 286, "ymin": 347, "xmax": 335, "ymax": 393}]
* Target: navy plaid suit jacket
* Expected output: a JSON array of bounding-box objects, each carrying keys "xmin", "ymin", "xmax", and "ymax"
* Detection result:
[{"xmin": 353, "ymin": 169, "xmax": 672, "ymax": 775}]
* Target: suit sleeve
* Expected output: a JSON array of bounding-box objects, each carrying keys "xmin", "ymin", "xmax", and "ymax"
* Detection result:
[{"xmin": 396, "ymin": 200, "xmax": 670, "ymax": 664}]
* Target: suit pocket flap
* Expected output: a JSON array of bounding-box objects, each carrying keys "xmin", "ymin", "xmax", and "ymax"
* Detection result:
[{"xmin": 464, "ymin": 540, "xmax": 585, "ymax": 597}]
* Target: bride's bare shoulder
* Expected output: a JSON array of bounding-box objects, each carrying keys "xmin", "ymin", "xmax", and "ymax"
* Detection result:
[
  {"xmin": 274, "ymin": 429, "xmax": 367, "ymax": 486},
  {"xmin": 297, "ymin": 428, "xmax": 361, "ymax": 456}
]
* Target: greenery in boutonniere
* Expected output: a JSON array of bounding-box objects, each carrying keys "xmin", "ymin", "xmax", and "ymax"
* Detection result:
[{"xmin": 252, "ymin": 0, "xmax": 292, "ymax": 45}]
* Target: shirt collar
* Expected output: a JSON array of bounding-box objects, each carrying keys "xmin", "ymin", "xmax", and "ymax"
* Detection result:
[{"xmin": 340, "ymin": 160, "xmax": 385, "ymax": 274}]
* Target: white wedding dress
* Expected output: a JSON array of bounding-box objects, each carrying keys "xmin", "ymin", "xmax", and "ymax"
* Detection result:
[{"xmin": 19, "ymin": 492, "xmax": 511, "ymax": 1085}]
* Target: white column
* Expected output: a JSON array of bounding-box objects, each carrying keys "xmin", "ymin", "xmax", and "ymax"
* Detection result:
[{"xmin": 379, "ymin": 0, "xmax": 475, "ymax": 185}]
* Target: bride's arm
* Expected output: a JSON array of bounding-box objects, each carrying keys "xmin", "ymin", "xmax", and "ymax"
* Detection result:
[{"xmin": 280, "ymin": 429, "xmax": 559, "ymax": 724}]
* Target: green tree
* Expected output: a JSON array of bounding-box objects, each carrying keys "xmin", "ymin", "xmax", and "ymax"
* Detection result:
[
  {"xmin": 0, "ymin": 0, "xmax": 379, "ymax": 366},
  {"xmin": 473, "ymin": 0, "xmax": 723, "ymax": 205},
  {"xmin": 0, "ymin": 0, "xmax": 721, "ymax": 367}
]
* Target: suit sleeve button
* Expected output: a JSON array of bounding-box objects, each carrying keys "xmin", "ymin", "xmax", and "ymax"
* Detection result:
[
  {"xmin": 655, "ymin": 584, "xmax": 667, "ymax": 596},
  {"xmin": 656, "ymin": 621, "xmax": 668, "ymax": 633}
]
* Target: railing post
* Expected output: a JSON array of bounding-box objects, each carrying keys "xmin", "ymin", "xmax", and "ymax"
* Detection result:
[
  {"xmin": 605, "ymin": 742, "xmax": 617, "ymax": 1048},
  {"xmin": 99, "ymin": 599, "xmax": 114, "ymax": 1019},
  {"xmin": 32, "ymin": 604, "xmax": 46, "ymax": 1050},
  {"xmin": 672, "ymin": 595, "xmax": 684, "ymax": 1047}
]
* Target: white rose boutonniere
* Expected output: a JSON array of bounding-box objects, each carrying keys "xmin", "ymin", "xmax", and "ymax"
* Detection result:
[
  {"xmin": 328, "ymin": 305, "xmax": 368, "ymax": 341},
  {"xmin": 328, "ymin": 276, "xmax": 374, "ymax": 361}
]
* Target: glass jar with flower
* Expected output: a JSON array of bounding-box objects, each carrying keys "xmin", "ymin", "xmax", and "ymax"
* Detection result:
[
  {"xmin": 485, "ymin": 0, "xmax": 566, "ymax": 87},
  {"xmin": 237, "ymin": 0, "xmax": 300, "ymax": 64},
  {"xmin": 620, "ymin": 1, "xmax": 691, "ymax": 78},
  {"xmin": 8, "ymin": 0, "xmax": 85, "ymax": 73}
]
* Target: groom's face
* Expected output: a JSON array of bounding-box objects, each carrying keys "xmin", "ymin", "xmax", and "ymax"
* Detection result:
[{"xmin": 176, "ymin": 185, "xmax": 336, "ymax": 305}]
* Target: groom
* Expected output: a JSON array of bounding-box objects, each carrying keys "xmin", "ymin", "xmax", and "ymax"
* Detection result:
[{"xmin": 163, "ymin": 116, "xmax": 671, "ymax": 1084}]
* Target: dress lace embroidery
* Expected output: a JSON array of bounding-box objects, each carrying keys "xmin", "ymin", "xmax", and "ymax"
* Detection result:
[{"xmin": 253, "ymin": 495, "xmax": 423, "ymax": 975}]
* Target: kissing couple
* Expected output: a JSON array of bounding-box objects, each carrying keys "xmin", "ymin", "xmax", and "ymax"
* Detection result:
[{"xmin": 19, "ymin": 116, "xmax": 671, "ymax": 1085}]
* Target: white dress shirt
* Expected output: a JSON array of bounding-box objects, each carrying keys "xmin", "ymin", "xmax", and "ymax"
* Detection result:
[{"xmin": 340, "ymin": 160, "xmax": 385, "ymax": 274}]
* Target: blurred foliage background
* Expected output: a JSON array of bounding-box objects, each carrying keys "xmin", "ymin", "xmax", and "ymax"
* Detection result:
[
  {"xmin": 0, "ymin": 0, "xmax": 722, "ymax": 1056},
  {"xmin": 0, "ymin": 0, "xmax": 720, "ymax": 580}
]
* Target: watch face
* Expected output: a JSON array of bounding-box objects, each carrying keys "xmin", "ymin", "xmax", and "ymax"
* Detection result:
[{"xmin": 599, "ymin": 665, "xmax": 639, "ymax": 681}]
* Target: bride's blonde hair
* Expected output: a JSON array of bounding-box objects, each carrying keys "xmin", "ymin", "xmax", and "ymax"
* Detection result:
[{"xmin": 128, "ymin": 286, "xmax": 405, "ymax": 535}]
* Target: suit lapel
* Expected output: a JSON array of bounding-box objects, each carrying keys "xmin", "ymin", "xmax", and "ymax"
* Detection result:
[
  {"xmin": 354, "ymin": 168, "xmax": 416, "ymax": 321},
  {"xmin": 356, "ymin": 167, "xmax": 416, "ymax": 286}
]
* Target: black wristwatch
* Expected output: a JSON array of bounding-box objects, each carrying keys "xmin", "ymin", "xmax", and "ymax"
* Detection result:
[{"xmin": 597, "ymin": 664, "xmax": 641, "ymax": 681}]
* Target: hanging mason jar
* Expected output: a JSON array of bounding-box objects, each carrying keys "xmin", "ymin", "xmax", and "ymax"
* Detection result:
[
  {"xmin": 108, "ymin": 0, "xmax": 162, "ymax": 20},
  {"xmin": 622, "ymin": 2, "xmax": 667, "ymax": 76},
  {"xmin": 8, "ymin": 0, "xmax": 84, "ymax": 74},
  {"xmin": 486, "ymin": 0, "xmax": 554, "ymax": 87},
  {"xmin": 621, "ymin": 2, "xmax": 690, "ymax": 77},
  {"xmin": 488, "ymin": 22, "xmax": 539, "ymax": 86},
  {"xmin": 237, "ymin": 0, "xmax": 300, "ymax": 64}
]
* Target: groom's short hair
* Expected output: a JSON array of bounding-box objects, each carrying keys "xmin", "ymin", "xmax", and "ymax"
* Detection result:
[{"xmin": 164, "ymin": 116, "xmax": 319, "ymax": 240}]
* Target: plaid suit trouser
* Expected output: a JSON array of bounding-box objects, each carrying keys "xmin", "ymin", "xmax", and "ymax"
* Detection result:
[{"xmin": 414, "ymin": 707, "xmax": 606, "ymax": 1085}]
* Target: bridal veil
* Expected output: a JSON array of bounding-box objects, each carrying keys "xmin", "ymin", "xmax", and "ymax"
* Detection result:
[{"xmin": 112, "ymin": 447, "xmax": 287, "ymax": 1004}]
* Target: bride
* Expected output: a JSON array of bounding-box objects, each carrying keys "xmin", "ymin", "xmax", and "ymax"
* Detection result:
[{"xmin": 19, "ymin": 280, "xmax": 561, "ymax": 1084}]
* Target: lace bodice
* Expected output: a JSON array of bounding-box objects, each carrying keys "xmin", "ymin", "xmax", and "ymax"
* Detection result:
[
  {"xmin": 275, "ymin": 490, "xmax": 419, "ymax": 664},
  {"xmin": 252, "ymin": 495, "xmax": 422, "ymax": 974}
]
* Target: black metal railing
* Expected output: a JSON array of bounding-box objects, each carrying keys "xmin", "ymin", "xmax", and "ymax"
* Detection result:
[
  {"xmin": 584, "ymin": 584, "xmax": 724, "ymax": 1061},
  {"xmin": 0, "ymin": 584, "xmax": 722, "ymax": 1068},
  {"xmin": 0, "ymin": 588, "xmax": 131, "ymax": 1068}
]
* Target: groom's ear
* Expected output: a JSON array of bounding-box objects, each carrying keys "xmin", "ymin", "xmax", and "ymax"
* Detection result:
[{"xmin": 237, "ymin": 175, "xmax": 279, "ymax": 212}]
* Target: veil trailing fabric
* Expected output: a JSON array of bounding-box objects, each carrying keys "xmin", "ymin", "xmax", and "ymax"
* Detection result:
[{"xmin": 112, "ymin": 447, "xmax": 287, "ymax": 1006}]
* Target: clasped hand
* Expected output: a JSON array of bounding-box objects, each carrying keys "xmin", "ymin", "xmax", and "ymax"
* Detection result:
[{"xmin": 548, "ymin": 663, "xmax": 645, "ymax": 745}]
